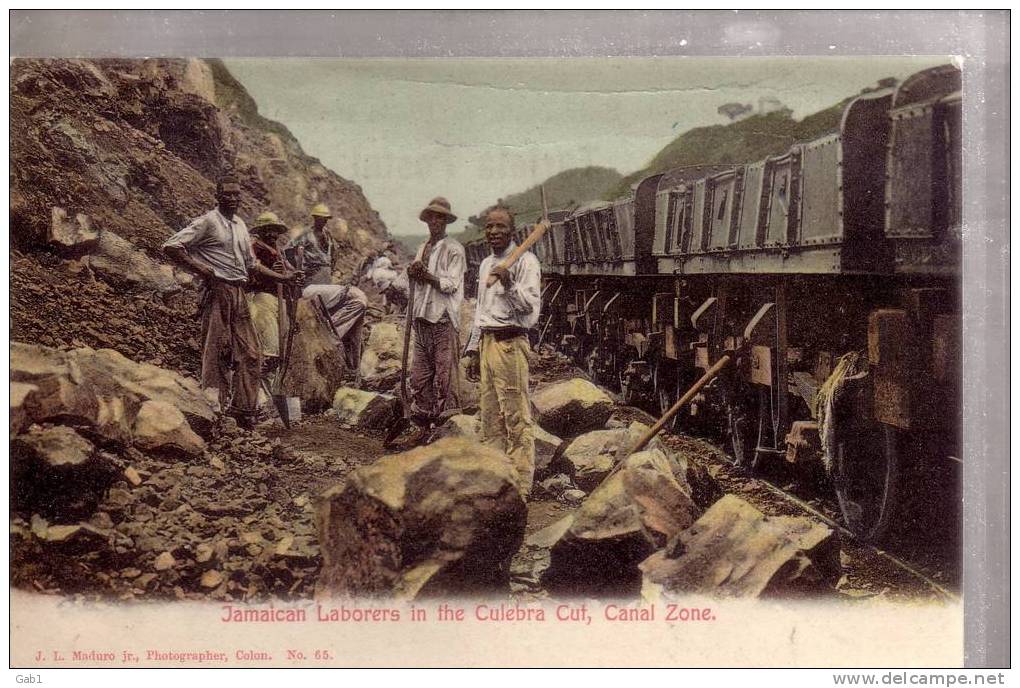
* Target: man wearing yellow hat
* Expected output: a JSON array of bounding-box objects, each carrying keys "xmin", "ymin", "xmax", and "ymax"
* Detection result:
[{"xmin": 289, "ymin": 203, "xmax": 368, "ymax": 375}]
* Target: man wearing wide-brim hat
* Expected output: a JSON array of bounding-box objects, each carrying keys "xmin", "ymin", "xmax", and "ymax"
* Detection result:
[
  {"xmin": 289, "ymin": 203, "xmax": 369, "ymax": 378},
  {"xmin": 247, "ymin": 211, "xmax": 302, "ymax": 388},
  {"xmin": 388, "ymin": 196, "xmax": 466, "ymax": 446}
]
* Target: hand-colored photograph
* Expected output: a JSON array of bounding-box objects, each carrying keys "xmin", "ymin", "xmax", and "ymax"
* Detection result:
[{"xmin": 9, "ymin": 13, "xmax": 982, "ymax": 669}]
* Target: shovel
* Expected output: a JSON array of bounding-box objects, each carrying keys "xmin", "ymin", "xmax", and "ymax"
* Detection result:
[{"xmin": 271, "ymin": 283, "xmax": 301, "ymax": 428}]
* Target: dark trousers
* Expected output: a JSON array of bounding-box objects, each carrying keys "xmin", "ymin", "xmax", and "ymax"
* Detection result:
[
  {"xmin": 407, "ymin": 316, "xmax": 460, "ymax": 423},
  {"xmin": 200, "ymin": 281, "xmax": 262, "ymax": 417}
]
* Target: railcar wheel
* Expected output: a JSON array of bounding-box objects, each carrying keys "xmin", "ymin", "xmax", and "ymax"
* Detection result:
[
  {"xmin": 617, "ymin": 347, "xmax": 643, "ymax": 406},
  {"xmin": 585, "ymin": 348, "xmax": 599, "ymax": 383},
  {"xmin": 832, "ymin": 421, "xmax": 902, "ymax": 542}
]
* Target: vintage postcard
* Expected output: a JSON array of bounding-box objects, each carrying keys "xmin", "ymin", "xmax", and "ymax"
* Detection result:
[{"xmin": 9, "ymin": 12, "xmax": 991, "ymax": 670}]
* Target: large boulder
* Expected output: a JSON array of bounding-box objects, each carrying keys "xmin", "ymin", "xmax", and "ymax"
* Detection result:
[
  {"xmin": 11, "ymin": 425, "xmax": 118, "ymax": 519},
  {"xmin": 10, "ymin": 382, "xmax": 38, "ymax": 434},
  {"xmin": 359, "ymin": 320, "xmax": 402, "ymax": 382},
  {"xmin": 532, "ymin": 378, "xmax": 614, "ymax": 436},
  {"xmin": 10, "ymin": 342, "xmax": 216, "ymax": 450},
  {"xmin": 332, "ymin": 387, "xmax": 398, "ymax": 430},
  {"xmin": 131, "ymin": 400, "xmax": 205, "ymax": 457},
  {"xmin": 558, "ymin": 427, "xmax": 630, "ymax": 492},
  {"xmin": 539, "ymin": 442, "xmax": 708, "ymax": 596},
  {"xmin": 316, "ymin": 437, "xmax": 527, "ymax": 598},
  {"xmin": 281, "ymin": 299, "xmax": 349, "ymax": 412},
  {"xmin": 430, "ymin": 413, "xmax": 562, "ymax": 474},
  {"xmin": 88, "ymin": 230, "xmax": 181, "ymax": 294},
  {"xmin": 640, "ymin": 494, "xmax": 839, "ymax": 599}
]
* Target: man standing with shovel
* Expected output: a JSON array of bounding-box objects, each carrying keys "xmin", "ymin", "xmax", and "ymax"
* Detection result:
[
  {"xmin": 385, "ymin": 197, "xmax": 465, "ymax": 447},
  {"xmin": 290, "ymin": 203, "xmax": 369, "ymax": 379}
]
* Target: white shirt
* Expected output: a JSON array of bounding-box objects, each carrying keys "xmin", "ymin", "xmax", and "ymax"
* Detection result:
[
  {"xmin": 410, "ymin": 236, "xmax": 466, "ymax": 330},
  {"xmin": 465, "ymin": 243, "xmax": 542, "ymax": 351},
  {"xmin": 163, "ymin": 209, "xmax": 255, "ymax": 282},
  {"xmin": 370, "ymin": 257, "xmax": 400, "ymax": 290}
]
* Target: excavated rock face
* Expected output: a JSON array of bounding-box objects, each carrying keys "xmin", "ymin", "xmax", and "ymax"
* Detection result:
[
  {"xmin": 10, "ymin": 57, "xmax": 389, "ymax": 383},
  {"xmin": 532, "ymin": 378, "xmax": 614, "ymax": 437},
  {"xmin": 316, "ymin": 437, "xmax": 527, "ymax": 599}
]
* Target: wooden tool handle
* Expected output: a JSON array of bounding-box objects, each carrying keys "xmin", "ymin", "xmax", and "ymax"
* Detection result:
[
  {"xmin": 484, "ymin": 220, "xmax": 550, "ymax": 288},
  {"xmin": 602, "ymin": 353, "xmax": 734, "ymax": 483}
]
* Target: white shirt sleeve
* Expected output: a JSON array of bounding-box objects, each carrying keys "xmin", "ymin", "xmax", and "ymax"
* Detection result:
[
  {"xmin": 436, "ymin": 244, "xmax": 465, "ymax": 295},
  {"xmin": 505, "ymin": 253, "xmax": 541, "ymax": 316},
  {"xmin": 163, "ymin": 214, "xmax": 210, "ymax": 250}
]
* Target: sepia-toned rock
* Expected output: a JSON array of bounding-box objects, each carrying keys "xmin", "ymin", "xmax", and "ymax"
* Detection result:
[{"xmin": 316, "ymin": 437, "xmax": 527, "ymax": 599}]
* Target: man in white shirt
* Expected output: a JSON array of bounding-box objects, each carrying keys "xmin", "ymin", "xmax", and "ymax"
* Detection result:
[
  {"xmin": 464, "ymin": 206, "xmax": 543, "ymax": 494},
  {"xmin": 163, "ymin": 175, "xmax": 297, "ymax": 428},
  {"xmin": 400, "ymin": 197, "xmax": 466, "ymax": 442}
]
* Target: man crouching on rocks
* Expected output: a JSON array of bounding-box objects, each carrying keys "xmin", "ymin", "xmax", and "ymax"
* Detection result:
[
  {"xmin": 463, "ymin": 205, "xmax": 542, "ymax": 495},
  {"xmin": 163, "ymin": 175, "xmax": 299, "ymax": 429},
  {"xmin": 289, "ymin": 203, "xmax": 368, "ymax": 380}
]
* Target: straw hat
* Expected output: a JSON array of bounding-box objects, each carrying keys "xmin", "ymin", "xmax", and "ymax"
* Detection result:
[
  {"xmin": 419, "ymin": 197, "xmax": 457, "ymax": 224},
  {"xmin": 310, "ymin": 203, "xmax": 332, "ymax": 218},
  {"xmin": 251, "ymin": 211, "xmax": 289, "ymax": 234}
]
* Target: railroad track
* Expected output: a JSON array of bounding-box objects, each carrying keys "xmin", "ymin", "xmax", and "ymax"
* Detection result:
[{"xmin": 657, "ymin": 429, "xmax": 960, "ymax": 602}]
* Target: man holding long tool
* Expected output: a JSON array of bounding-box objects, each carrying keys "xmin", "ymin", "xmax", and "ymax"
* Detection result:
[
  {"xmin": 289, "ymin": 203, "xmax": 368, "ymax": 377},
  {"xmin": 246, "ymin": 211, "xmax": 302, "ymax": 417},
  {"xmin": 464, "ymin": 205, "xmax": 544, "ymax": 495},
  {"xmin": 385, "ymin": 197, "xmax": 465, "ymax": 447},
  {"xmin": 163, "ymin": 175, "xmax": 298, "ymax": 429}
]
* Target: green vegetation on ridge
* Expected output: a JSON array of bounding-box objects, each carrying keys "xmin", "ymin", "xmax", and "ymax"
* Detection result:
[
  {"xmin": 457, "ymin": 166, "xmax": 622, "ymax": 243},
  {"xmin": 605, "ymin": 98, "xmax": 852, "ymax": 199}
]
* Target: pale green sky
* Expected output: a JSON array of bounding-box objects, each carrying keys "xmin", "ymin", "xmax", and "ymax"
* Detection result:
[{"xmin": 225, "ymin": 56, "xmax": 947, "ymax": 237}]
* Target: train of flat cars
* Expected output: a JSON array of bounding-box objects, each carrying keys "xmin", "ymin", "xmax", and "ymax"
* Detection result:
[{"xmin": 464, "ymin": 64, "xmax": 961, "ymax": 541}]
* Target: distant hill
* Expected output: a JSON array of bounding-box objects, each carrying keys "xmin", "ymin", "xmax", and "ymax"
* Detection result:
[
  {"xmin": 605, "ymin": 98, "xmax": 853, "ymax": 199},
  {"xmin": 387, "ymin": 234, "xmax": 422, "ymax": 257},
  {"xmin": 458, "ymin": 166, "xmax": 622, "ymax": 244}
]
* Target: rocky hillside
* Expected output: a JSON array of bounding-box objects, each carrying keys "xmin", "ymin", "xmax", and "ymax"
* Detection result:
[{"xmin": 10, "ymin": 58, "xmax": 390, "ymax": 374}]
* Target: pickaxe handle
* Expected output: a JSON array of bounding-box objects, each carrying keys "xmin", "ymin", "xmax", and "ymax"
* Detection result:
[
  {"xmin": 603, "ymin": 353, "xmax": 734, "ymax": 483},
  {"xmin": 484, "ymin": 185, "xmax": 550, "ymax": 289}
]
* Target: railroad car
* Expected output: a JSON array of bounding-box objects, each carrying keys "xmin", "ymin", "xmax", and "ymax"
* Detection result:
[{"xmin": 465, "ymin": 64, "xmax": 961, "ymax": 540}]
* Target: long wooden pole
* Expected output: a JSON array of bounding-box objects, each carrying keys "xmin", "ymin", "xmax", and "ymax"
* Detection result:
[
  {"xmin": 603, "ymin": 353, "xmax": 733, "ymax": 483},
  {"xmin": 400, "ymin": 279, "xmax": 416, "ymax": 416}
]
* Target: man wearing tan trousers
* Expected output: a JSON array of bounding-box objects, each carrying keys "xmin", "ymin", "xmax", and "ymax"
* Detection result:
[{"xmin": 464, "ymin": 206, "xmax": 543, "ymax": 495}]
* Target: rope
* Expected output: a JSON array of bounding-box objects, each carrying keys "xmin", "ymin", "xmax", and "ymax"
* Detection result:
[{"xmin": 815, "ymin": 350, "xmax": 869, "ymax": 472}]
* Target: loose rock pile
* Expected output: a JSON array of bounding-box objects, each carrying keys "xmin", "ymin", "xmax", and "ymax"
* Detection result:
[
  {"xmin": 11, "ymin": 417, "xmax": 335, "ymax": 601},
  {"xmin": 10, "ymin": 341, "xmax": 350, "ymax": 602}
]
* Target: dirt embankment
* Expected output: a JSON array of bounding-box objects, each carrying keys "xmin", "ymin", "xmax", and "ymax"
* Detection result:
[{"xmin": 10, "ymin": 57, "xmax": 390, "ymax": 365}]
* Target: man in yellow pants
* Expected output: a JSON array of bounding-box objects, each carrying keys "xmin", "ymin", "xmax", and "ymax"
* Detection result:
[{"xmin": 464, "ymin": 206, "xmax": 543, "ymax": 495}]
